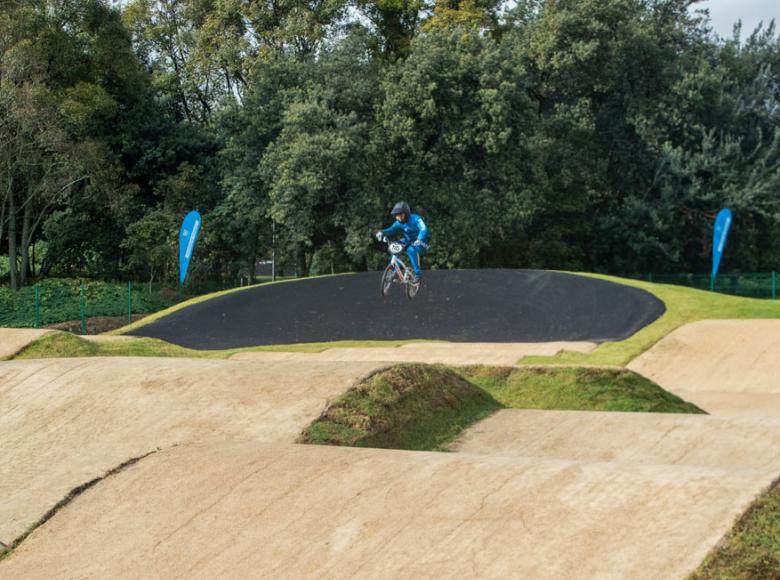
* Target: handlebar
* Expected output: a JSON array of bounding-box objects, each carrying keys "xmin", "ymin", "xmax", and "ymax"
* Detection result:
[{"xmin": 374, "ymin": 232, "xmax": 407, "ymax": 255}]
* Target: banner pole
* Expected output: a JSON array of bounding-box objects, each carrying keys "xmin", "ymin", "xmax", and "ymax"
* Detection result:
[
  {"xmin": 80, "ymin": 285, "xmax": 85, "ymax": 335},
  {"xmin": 272, "ymin": 221, "xmax": 276, "ymax": 282}
]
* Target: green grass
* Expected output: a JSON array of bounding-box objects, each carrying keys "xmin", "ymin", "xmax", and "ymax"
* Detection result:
[
  {"xmin": 692, "ymin": 480, "xmax": 780, "ymax": 579},
  {"xmin": 300, "ymin": 363, "xmax": 703, "ymax": 452},
  {"xmin": 461, "ymin": 365, "xmax": 705, "ymax": 413},
  {"xmin": 13, "ymin": 332, "xmax": 200, "ymax": 359},
  {"xmin": 520, "ymin": 272, "xmax": 780, "ymax": 367},
  {"xmin": 300, "ymin": 364, "xmax": 502, "ymax": 451},
  {"xmin": 12, "ymin": 330, "xmax": 442, "ymax": 360}
]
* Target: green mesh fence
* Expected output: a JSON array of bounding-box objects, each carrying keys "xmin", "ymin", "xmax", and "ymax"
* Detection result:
[
  {"xmin": 626, "ymin": 272, "xmax": 778, "ymax": 299},
  {"xmin": 0, "ymin": 278, "xmax": 247, "ymax": 329}
]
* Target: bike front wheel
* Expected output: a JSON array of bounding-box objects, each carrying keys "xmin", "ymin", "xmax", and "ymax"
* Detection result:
[{"xmin": 380, "ymin": 264, "xmax": 395, "ymax": 296}]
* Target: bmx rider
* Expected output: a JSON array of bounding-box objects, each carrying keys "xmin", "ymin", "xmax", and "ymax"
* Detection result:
[{"xmin": 375, "ymin": 201, "xmax": 429, "ymax": 284}]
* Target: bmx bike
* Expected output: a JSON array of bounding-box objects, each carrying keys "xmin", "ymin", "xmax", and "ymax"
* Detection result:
[{"xmin": 377, "ymin": 235, "xmax": 421, "ymax": 300}]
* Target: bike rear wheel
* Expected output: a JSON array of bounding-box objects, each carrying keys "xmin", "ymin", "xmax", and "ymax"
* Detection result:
[{"xmin": 380, "ymin": 264, "xmax": 395, "ymax": 296}]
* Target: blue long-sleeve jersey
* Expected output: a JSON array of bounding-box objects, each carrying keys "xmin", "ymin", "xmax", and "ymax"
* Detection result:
[{"xmin": 382, "ymin": 213, "xmax": 429, "ymax": 244}]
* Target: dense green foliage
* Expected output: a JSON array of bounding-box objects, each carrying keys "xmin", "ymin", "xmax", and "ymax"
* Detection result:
[{"xmin": 1, "ymin": 0, "xmax": 779, "ymax": 288}]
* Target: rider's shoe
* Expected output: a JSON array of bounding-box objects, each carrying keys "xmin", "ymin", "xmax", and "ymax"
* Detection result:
[{"xmin": 411, "ymin": 273, "xmax": 421, "ymax": 285}]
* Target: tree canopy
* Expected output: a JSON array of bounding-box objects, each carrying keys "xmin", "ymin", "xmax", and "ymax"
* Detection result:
[{"xmin": 1, "ymin": 0, "xmax": 778, "ymax": 288}]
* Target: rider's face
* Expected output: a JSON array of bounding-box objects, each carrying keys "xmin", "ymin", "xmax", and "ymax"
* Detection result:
[{"xmin": 395, "ymin": 213, "xmax": 406, "ymax": 222}]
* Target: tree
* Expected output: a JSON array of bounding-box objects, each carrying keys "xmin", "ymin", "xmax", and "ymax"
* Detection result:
[
  {"xmin": 379, "ymin": 26, "xmax": 538, "ymax": 267},
  {"xmin": 124, "ymin": 0, "xmax": 349, "ymax": 118},
  {"xmin": 0, "ymin": 16, "xmax": 88, "ymax": 289},
  {"xmin": 262, "ymin": 27, "xmax": 382, "ymax": 274},
  {"xmin": 4, "ymin": 0, "xmax": 779, "ymax": 288},
  {"xmin": 124, "ymin": 0, "xmax": 217, "ymax": 122},
  {"xmin": 357, "ymin": 0, "xmax": 424, "ymax": 58},
  {"xmin": 121, "ymin": 207, "xmax": 177, "ymax": 288},
  {"xmin": 211, "ymin": 55, "xmax": 306, "ymax": 277}
]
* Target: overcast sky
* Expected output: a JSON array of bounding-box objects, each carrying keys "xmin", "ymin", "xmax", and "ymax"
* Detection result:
[{"xmin": 696, "ymin": 0, "xmax": 779, "ymax": 39}]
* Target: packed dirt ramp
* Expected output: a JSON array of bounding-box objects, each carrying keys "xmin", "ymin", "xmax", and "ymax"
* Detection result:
[
  {"xmin": 0, "ymin": 329, "xmax": 51, "ymax": 360},
  {"xmin": 3, "ymin": 319, "xmax": 780, "ymax": 578},
  {"xmin": 1, "ymin": 442, "xmax": 773, "ymax": 580},
  {"xmin": 628, "ymin": 319, "xmax": 780, "ymax": 416},
  {"xmin": 0, "ymin": 356, "xmax": 381, "ymax": 543},
  {"xmin": 451, "ymin": 409, "xmax": 780, "ymax": 470}
]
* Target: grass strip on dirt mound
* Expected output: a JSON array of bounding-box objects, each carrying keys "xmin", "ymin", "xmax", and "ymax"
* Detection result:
[
  {"xmin": 462, "ymin": 366, "xmax": 706, "ymax": 414},
  {"xmin": 13, "ymin": 331, "xmax": 201, "ymax": 359},
  {"xmin": 299, "ymin": 364, "xmax": 502, "ymax": 451},
  {"xmin": 692, "ymin": 480, "xmax": 780, "ymax": 579},
  {"xmin": 300, "ymin": 364, "xmax": 704, "ymax": 452},
  {"xmin": 12, "ymin": 331, "xmax": 433, "ymax": 360}
]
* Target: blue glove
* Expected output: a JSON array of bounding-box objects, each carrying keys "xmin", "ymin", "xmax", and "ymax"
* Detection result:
[{"xmin": 413, "ymin": 240, "xmax": 425, "ymax": 247}]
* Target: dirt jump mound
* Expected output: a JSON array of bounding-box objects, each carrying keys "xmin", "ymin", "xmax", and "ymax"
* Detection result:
[{"xmin": 128, "ymin": 270, "xmax": 664, "ymax": 349}]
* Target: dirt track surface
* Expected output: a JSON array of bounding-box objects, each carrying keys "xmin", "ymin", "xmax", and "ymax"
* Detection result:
[
  {"xmin": 128, "ymin": 270, "xmax": 665, "ymax": 349},
  {"xmin": 0, "ymin": 329, "xmax": 51, "ymax": 360},
  {"xmin": 628, "ymin": 319, "xmax": 780, "ymax": 416},
  {"xmin": 0, "ymin": 357, "xmax": 379, "ymax": 543},
  {"xmin": 452, "ymin": 409, "xmax": 780, "ymax": 470},
  {"xmin": 2, "ymin": 441, "xmax": 773, "ymax": 580},
  {"xmin": 3, "ymin": 320, "xmax": 780, "ymax": 578},
  {"xmin": 231, "ymin": 341, "xmax": 596, "ymax": 365}
]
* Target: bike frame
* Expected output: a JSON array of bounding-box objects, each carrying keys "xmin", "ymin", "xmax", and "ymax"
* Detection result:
[
  {"xmin": 388, "ymin": 247, "xmax": 412, "ymax": 283},
  {"xmin": 379, "ymin": 236, "xmax": 420, "ymax": 300}
]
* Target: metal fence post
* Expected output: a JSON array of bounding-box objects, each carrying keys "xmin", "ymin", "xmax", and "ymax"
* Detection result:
[
  {"xmin": 80, "ymin": 285, "xmax": 85, "ymax": 335},
  {"xmin": 35, "ymin": 286, "xmax": 40, "ymax": 328},
  {"xmin": 128, "ymin": 282, "xmax": 133, "ymax": 324}
]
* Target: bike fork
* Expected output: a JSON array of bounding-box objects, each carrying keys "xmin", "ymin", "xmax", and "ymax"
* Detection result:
[{"xmin": 392, "ymin": 258, "xmax": 405, "ymax": 282}]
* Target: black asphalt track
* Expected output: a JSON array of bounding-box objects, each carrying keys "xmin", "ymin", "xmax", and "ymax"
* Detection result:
[{"xmin": 129, "ymin": 270, "xmax": 666, "ymax": 350}]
